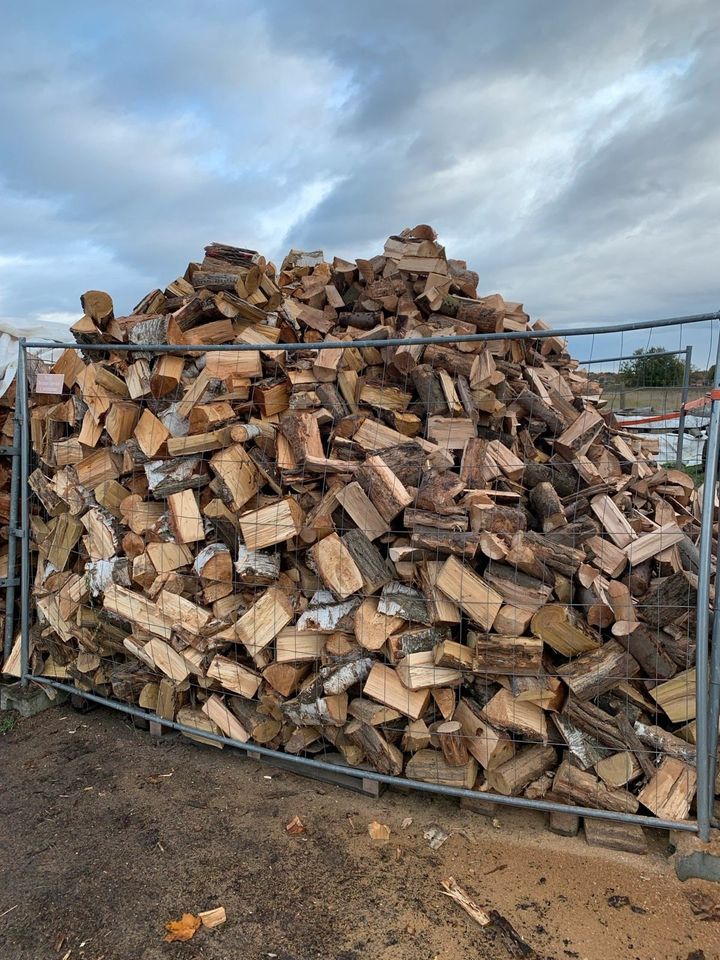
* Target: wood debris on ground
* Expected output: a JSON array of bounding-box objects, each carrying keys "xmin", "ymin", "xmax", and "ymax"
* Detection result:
[
  {"xmin": 198, "ymin": 906, "xmax": 227, "ymax": 928},
  {"xmin": 12, "ymin": 224, "xmax": 710, "ymax": 823},
  {"xmin": 368, "ymin": 820, "xmax": 391, "ymax": 841},
  {"xmin": 441, "ymin": 877, "xmax": 535, "ymax": 957}
]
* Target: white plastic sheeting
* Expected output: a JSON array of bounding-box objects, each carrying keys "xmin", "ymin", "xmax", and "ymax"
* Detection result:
[
  {"xmin": 615, "ymin": 413, "xmax": 710, "ymax": 466},
  {"xmin": 0, "ymin": 319, "xmax": 71, "ymax": 398}
]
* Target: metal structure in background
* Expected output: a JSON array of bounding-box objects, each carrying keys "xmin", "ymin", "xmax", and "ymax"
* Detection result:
[
  {"xmin": 578, "ymin": 347, "xmax": 694, "ymax": 469},
  {"xmin": 697, "ymin": 353, "xmax": 720, "ymax": 837},
  {"xmin": 1, "ymin": 413, "xmax": 21, "ymax": 661},
  {"xmin": 15, "ymin": 308, "xmax": 720, "ymax": 842}
]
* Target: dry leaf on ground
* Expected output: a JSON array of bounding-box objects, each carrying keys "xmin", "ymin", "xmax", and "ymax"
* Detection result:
[{"xmin": 163, "ymin": 913, "xmax": 201, "ymax": 942}]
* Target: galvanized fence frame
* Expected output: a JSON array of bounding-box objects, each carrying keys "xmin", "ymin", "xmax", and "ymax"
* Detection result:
[
  {"xmin": 1, "ymin": 412, "xmax": 21, "ymax": 662},
  {"xmin": 17, "ymin": 309, "xmax": 720, "ymax": 840}
]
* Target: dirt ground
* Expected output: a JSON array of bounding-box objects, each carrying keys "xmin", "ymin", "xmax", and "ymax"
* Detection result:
[{"xmin": 0, "ymin": 705, "xmax": 717, "ymax": 960}]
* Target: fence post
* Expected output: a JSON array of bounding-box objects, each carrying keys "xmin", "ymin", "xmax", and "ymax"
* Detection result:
[
  {"xmin": 17, "ymin": 341, "xmax": 31, "ymax": 688},
  {"xmin": 3, "ymin": 412, "xmax": 21, "ymax": 661},
  {"xmin": 707, "ymin": 514, "xmax": 720, "ymax": 828},
  {"xmin": 676, "ymin": 345, "xmax": 692, "ymax": 468},
  {"xmin": 695, "ymin": 338, "xmax": 720, "ymax": 841}
]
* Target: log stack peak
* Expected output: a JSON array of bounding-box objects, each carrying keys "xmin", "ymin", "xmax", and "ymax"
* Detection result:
[{"xmin": 17, "ymin": 224, "xmax": 707, "ymax": 823}]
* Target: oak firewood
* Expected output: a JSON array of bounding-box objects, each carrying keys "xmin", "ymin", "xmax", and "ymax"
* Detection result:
[
  {"xmin": 529, "ymin": 482, "xmax": 567, "ymax": 533},
  {"xmin": 307, "ymin": 533, "xmax": 363, "ymax": 600},
  {"xmin": 167, "ymin": 490, "xmax": 205, "ymax": 544},
  {"xmin": 472, "ymin": 635, "xmax": 545, "ymax": 676},
  {"xmin": 363, "ymin": 663, "xmax": 430, "ymax": 720},
  {"xmin": 355, "ymin": 455, "xmax": 413, "ymax": 523},
  {"xmin": 553, "ymin": 759, "xmax": 639, "ymax": 814},
  {"xmin": 435, "ymin": 556, "xmax": 502, "ymax": 630},
  {"xmin": 556, "ymin": 641, "xmax": 640, "ymax": 701},
  {"xmin": 345, "ymin": 720, "xmax": 403, "ymax": 776},
  {"xmin": 437, "ymin": 721, "xmax": 470, "ymax": 766},
  {"xmin": 531, "ymin": 605, "xmax": 601, "ymax": 657},
  {"xmin": 481, "ymin": 688, "xmax": 548, "ymax": 744}
]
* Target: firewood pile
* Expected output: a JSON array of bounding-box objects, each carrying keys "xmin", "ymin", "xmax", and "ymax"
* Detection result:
[{"xmin": 17, "ymin": 225, "xmax": 708, "ymax": 822}]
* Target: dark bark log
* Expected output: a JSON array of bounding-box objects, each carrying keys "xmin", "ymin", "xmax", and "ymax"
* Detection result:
[
  {"xmin": 515, "ymin": 389, "xmax": 566, "ymax": 437},
  {"xmin": 529, "ymin": 482, "xmax": 567, "ymax": 533},
  {"xmin": 638, "ymin": 571, "xmax": 698, "ymax": 630},
  {"xmin": 613, "ymin": 623, "xmax": 677, "ymax": 681},
  {"xmin": 410, "ymin": 364, "xmax": 447, "ymax": 416},
  {"xmin": 342, "ymin": 529, "xmax": 395, "ymax": 594}
]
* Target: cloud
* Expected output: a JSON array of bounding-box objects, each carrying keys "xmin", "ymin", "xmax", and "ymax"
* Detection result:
[{"xmin": 0, "ymin": 0, "xmax": 718, "ymax": 357}]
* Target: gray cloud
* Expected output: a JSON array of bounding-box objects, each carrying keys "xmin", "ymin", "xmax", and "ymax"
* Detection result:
[{"xmin": 0, "ymin": 0, "xmax": 718, "ymax": 360}]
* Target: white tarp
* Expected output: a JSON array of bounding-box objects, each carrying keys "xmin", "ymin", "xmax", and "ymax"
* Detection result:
[
  {"xmin": 0, "ymin": 319, "xmax": 73, "ymax": 398},
  {"xmin": 615, "ymin": 412, "xmax": 710, "ymax": 466}
]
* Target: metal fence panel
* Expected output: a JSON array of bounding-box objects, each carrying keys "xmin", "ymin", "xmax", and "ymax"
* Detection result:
[{"xmin": 16, "ymin": 314, "xmax": 720, "ymax": 838}]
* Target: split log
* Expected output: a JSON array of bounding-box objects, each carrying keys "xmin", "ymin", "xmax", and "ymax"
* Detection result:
[
  {"xmin": 552, "ymin": 760, "xmax": 639, "ymax": 814},
  {"xmin": 636, "ymin": 757, "xmax": 697, "ymax": 820},
  {"xmin": 437, "ymin": 721, "xmax": 470, "ymax": 766},
  {"xmin": 345, "ymin": 720, "xmax": 403, "ymax": 776},
  {"xmin": 486, "ymin": 745, "xmax": 557, "ymax": 796},
  {"xmin": 405, "ymin": 749, "xmax": 477, "ymax": 788},
  {"xmin": 556, "ymin": 641, "xmax": 640, "ymax": 701},
  {"xmin": 529, "ymin": 482, "xmax": 567, "ymax": 533}
]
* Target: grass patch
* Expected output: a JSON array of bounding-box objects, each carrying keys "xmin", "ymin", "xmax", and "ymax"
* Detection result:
[
  {"xmin": 663, "ymin": 462, "xmax": 704, "ymax": 484},
  {"xmin": 0, "ymin": 712, "xmax": 17, "ymax": 735}
]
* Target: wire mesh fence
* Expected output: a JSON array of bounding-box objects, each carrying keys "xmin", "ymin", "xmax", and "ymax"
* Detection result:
[{"xmin": 13, "ymin": 315, "xmax": 720, "ymax": 838}]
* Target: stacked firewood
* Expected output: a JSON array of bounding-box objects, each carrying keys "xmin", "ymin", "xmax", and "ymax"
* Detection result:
[{"xmin": 16, "ymin": 225, "xmax": 708, "ymax": 821}]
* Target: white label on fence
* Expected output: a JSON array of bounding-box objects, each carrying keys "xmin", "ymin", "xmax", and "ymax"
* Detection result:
[{"xmin": 35, "ymin": 374, "xmax": 64, "ymax": 395}]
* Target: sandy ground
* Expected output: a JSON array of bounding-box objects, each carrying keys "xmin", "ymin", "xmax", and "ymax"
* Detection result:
[{"xmin": 0, "ymin": 705, "xmax": 717, "ymax": 960}]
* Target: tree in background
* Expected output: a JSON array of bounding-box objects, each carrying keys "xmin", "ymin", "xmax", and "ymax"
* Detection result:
[{"xmin": 619, "ymin": 347, "xmax": 685, "ymax": 388}]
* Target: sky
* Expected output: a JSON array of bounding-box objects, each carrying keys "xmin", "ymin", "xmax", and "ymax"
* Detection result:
[{"xmin": 1, "ymin": 1, "xmax": 719, "ymax": 368}]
